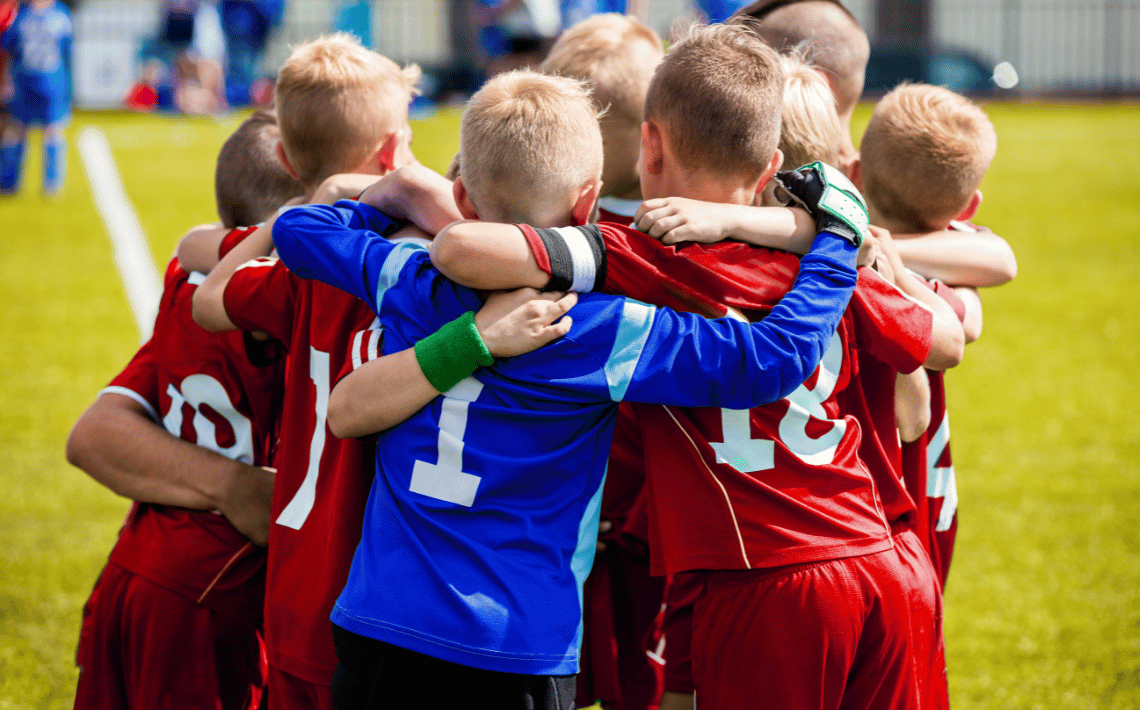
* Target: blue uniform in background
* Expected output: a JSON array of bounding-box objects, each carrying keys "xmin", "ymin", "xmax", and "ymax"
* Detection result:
[
  {"xmin": 1, "ymin": 0, "xmax": 71, "ymax": 194},
  {"xmin": 272, "ymin": 201, "xmax": 858, "ymax": 677}
]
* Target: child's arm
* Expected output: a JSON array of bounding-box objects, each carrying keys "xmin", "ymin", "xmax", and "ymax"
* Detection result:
[
  {"xmin": 955, "ymin": 286, "xmax": 983, "ymax": 343},
  {"xmin": 633, "ymin": 197, "xmax": 816, "ymax": 252},
  {"xmin": 895, "ymin": 369, "xmax": 932, "ymax": 444},
  {"xmin": 193, "ymin": 214, "xmax": 282, "ymax": 332},
  {"xmin": 358, "ymin": 163, "xmax": 464, "ymax": 236},
  {"xmin": 430, "ymin": 221, "xmax": 550, "ymax": 290},
  {"xmin": 67, "ymin": 394, "xmax": 275, "ymax": 545},
  {"xmin": 175, "ymin": 222, "xmax": 229, "ymax": 274},
  {"xmin": 892, "ymin": 231, "xmax": 1017, "ymax": 287},
  {"xmin": 327, "ymin": 289, "xmax": 577, "ymax": 438},
  {"xmin": 874, "ymin": 228, "xmax": 965, "ymax": 371}
]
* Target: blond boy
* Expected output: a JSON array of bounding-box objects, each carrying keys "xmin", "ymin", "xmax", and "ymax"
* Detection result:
[
  {"xmin": 268, "ymin": 64, "xmax": 869, "ymax": 708},
  {"xmin": 191, "ymin": 34, "xmax": 425, "ymax": 710},
  {"xmin": 540, "ymin": 13, "xmax": 663, "ymax": 222},
  {"xmin": 858, "ymin": 81, "xmax": 996, "ymax": 578}
]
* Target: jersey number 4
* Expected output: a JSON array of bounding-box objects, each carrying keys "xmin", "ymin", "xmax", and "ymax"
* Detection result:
[{"xmin": 711, "ymin": 332, "xmax": 847, "ymax": 472}]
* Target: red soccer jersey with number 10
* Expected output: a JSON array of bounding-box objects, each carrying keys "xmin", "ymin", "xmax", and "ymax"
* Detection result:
[
  {"xmin": 590, "ymin": 224, "xmax": 935, "ymax": 575},
  {"xmin": 222, "ymin": 253, "xmax": 383, "ymax": 685},
  {"xmin": 103, "ymin": 226, "xmax": 280, "ymax": 617}
]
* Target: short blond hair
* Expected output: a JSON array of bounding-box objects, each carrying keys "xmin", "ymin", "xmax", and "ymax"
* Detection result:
[
  {"xmin": 275, "ymin": 34, "xmax": 420, "ymax": 186},
  {"xmin": 644, "ymin": 21, "xmax": 783, "ymax": 181},
  {"xmin": 860, "ymin": 83, "xmax": 997, "ymax": 230},
  {"xmin": 776, "ymin": 48, "xmax": 843, "ymax": 171},
  {"xmin": 460, "ymin": 71, "xmax": 603, "ymax": 223},
  {"xmin": 540, "ymin": 14, "xmax": 663, "ymax": 124}
]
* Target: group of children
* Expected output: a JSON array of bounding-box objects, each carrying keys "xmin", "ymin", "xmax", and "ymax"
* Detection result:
[{"xmin": 66, "ymin": 1, "xmax": 1016, "ymax": 708}]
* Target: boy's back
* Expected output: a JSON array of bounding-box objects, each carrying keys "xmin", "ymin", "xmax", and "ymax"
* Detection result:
[{"xmin": 75, "ymin": 228, "xmax": 281, "ymax": 710}]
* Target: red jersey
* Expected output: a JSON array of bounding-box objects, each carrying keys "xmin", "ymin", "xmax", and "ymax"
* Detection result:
[
  {"xmin": 902, "ymin": 276, "xmax": 967, "ymax": 588},
  {"xmin": 105, "ymin": 226, "xmax": 281, "ymax": 616},
  {"xmin": 223, "ymin": 256, "xmax": 381, "ymax": 685},
  {"xmin": 595, "ymin": 224, "xmax": 934, "ymax": 575}
]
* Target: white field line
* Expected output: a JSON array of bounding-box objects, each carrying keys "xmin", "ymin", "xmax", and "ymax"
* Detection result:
[{"xmin": 78, "ymin": 126, "xmax": 162, "ymax": 341}]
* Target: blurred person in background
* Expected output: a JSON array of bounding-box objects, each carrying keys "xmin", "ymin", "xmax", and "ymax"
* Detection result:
[
  {"xmin": 220, "ymin": 0, "xmax": 284, "ymax": 106},
  {"xmin": 1, "ymin": 0, "xmax": 71, "ymax": 196},
  {"xmin": 472, "ymin": 0, "xmax": 560, "ymax": 76}
]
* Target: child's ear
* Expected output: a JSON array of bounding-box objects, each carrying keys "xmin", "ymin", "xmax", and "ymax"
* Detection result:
[
  {"xmin": 954, "ymin": 190, "xmax": 983, "ymax": 223},
  {"xmin": 571, "ymin": 179, "xmax": 602, "ymax": 227},
  {"xmin": 276, "ymin": 142, "xmax": 299, "ymax": 179},
  {"xmin": 452, "ymin": 177, "xmax": 480, "ymax": 220},
  {"xmin": 847, "ymin": 157, "xmax": 862, "ymax": 189},
  {"xmin": 640, "ymin": 121, "xmax": 664, "ymax": 176},
  {"xmin": 755, "ymin": 149, "xmax": 783, "ymax": 196},
  {"xmin": 377, "ymin": 131, "xmax": 400, "ymax": 174}
]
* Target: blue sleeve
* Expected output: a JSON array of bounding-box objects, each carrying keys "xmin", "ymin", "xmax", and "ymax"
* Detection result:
[
  {"xmin": 610, "ymin": 232, "xmax": 858, "ymax": 409},
  {"xmin": 272, "ymin": 201, "xmax": 404, "ymax": 309}
]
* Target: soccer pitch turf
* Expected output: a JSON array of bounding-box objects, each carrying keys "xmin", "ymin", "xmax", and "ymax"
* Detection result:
[{"xmin": 0, "ymin": 103, "xmax": 1137, "ymax": 708}]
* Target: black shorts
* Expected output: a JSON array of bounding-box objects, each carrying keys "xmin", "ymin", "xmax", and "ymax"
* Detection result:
[{"xmin": 331, "ymin": 623, "xmax": 576, "ymax": 710}]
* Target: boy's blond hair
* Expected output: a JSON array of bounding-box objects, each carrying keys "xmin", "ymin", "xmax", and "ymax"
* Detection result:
[
  {"xmin": 460, "ymin": 71, "xmax": 603, "ymax": 223},
  {"xmin": 860, "ymin": 83, "xmax": 997, "ymax": 230},
  {"xmin": 644, "ymin": 21, "xmax": 784, "ymax": 181},
  {"xmin": 275, "ymin": 34, "xmax": 420, "ymax": 186},
  {"xmin": 540, "ymin": 13, "xmax": 663, "ymax": 124},
  {"xmin": 777, "ymin": 48, "xmax": 843, "ymax": 171}
]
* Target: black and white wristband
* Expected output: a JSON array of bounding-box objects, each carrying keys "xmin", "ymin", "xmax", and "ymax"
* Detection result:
[{"xmin": 533, "ymin": 224, "xmax": 607, "ymax": 293}]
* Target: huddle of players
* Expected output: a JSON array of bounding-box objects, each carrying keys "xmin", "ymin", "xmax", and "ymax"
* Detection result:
[{"xmin": 65, "ymin": 1, "xmax": 1017, "ymax": 709}]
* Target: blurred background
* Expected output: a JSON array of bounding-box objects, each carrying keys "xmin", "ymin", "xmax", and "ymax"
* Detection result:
[{"xmin": 57, "ymin": 0, "xmax": 1140, "ymax": 113}]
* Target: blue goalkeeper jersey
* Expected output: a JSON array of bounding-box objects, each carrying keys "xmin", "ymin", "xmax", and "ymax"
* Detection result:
[{"xmin": 273, "ymin": 202, "xmax": 858, "ymax": 675}]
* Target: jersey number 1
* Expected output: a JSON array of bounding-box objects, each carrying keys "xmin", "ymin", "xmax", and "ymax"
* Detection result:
[
  {"xmin": 277, "ymin": 348, "xmax": 330, "ymax": 530},
  {"xmin": 410, "ymin": 377, "xmax": 484, "ymax": 507}
]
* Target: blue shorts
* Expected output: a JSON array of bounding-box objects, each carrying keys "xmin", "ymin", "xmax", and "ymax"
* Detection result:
[{"xmin": 8, "ymin": 90, "xmax": 70, "ymax": 127}]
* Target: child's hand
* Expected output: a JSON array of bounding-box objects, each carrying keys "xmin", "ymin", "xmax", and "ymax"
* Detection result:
[
  {"xmin": 634, "ymin": 197, "xmax": 735, "ymax": 245},
  {"xmin": 311, "ymin": 173, "xmax": 381, "ymax": 205},
  {"xmin": 475, "ymin": 288, "xmax": 577, "ymax": 358}
]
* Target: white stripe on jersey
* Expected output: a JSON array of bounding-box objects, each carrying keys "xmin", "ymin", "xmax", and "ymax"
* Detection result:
[{"xmin": 99, "ymin": 386, "xmax": 159, "ymax": 423}]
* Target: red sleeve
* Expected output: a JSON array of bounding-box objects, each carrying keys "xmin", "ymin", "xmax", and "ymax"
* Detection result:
[
  {"xmin": 218, "ymin": 226, "xmax": 260, "ymax": 259},
  {"xmin": 334, "ymin": 315, "xmax": 384, "ymax": 386},
  {"xmin": 518, "ymin": 225, "xmax": 553, "ymax": 278},
  {"xmin": 848, "ymin": 267, "xmax": 933, "ymax": 373},
  {"xmin": 222, "ymin": 257, "xmax": 300, "ymax": 343},
  {"xmin": 101, "ymin": 335, "xmax": 162, "ymax": 422},
  {"xmin": 927, "ymin": 280, "xmax": 967, "ymax": 323}
]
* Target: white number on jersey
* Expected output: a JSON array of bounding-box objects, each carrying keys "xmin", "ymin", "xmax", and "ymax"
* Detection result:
[
  {"xmin": 712, "ymin": 331, "xmax": 846, "ymax": 473},
  {"xmin": 926, "ymin": 414, "xmax": 958, "ymax": 532},
  {"xmin": 163, "ymin": 374, "xmax": 254, "ymax": 464},
  {"xmin": 409, "ymin": 377, "xmax": 484, "ymax": 507},
  {"xmin": 276, "ymin": 348, "xmax": 330, "ymax": 530}
]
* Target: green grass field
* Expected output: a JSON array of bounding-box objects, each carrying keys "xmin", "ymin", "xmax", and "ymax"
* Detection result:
[{"xmin": 0, "ymin": 103, "xmax": 1137, "ymax": 709}]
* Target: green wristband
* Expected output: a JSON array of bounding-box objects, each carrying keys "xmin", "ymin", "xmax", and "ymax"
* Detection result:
[{"xmin": 414, "ymin": 311, "xmax": 494, "ymax": 393}]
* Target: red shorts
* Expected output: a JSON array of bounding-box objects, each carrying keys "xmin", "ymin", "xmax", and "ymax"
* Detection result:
[
  {"xmin": 74, "ymin": 562, "xmax": 265, "ymax": 710},
  {"xmin": 268, "ymin": 663, "xmax": 334, "ymax": 710},
  {"xmin": 892, "ymin": 525, "xmax": 948, "ymax": 710},
  {"xmin": 692, "ymin": 549, "xmax": 918, "ymax": 710},
  {"xmin": 576, "ymin": 544, "xmax": 666, "ymax": 710},
  {"xmin": 658, "ymin": 571, "xmax": 704, "ymax": 695}
]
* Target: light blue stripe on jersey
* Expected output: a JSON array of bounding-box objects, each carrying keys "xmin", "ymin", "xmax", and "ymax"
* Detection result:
[
  {"xmin": 375, "ymin": 241, "xmax": 426, "ymax": 311},
  {"xmin": 570, "ymin": 464, "xmax": 607, "ymax": 657},
  {"xmin": 604, "ymin": 299, "xmax": 657, "ymax": 401}
]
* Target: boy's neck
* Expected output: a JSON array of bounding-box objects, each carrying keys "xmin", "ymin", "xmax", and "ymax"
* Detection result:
[{"xmin": 868, "ymin": 206, "xmax": 947, "ymax": 238}]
